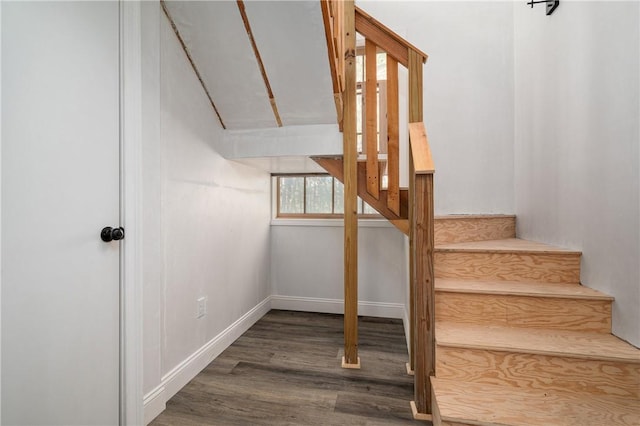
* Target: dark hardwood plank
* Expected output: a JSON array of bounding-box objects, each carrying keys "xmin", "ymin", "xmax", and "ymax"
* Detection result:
[
  {"xmin": 335, "ymin": 391, "xmax": 417, "ymax": 422},
  {"xmin": 150, "ymin": 310, "xmax": 430, "ymax": 425}
]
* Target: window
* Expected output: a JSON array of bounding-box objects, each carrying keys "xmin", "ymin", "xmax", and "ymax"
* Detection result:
[{"xmin": 277, "ymin": 175, "xmax": 379, "ymax": 218}]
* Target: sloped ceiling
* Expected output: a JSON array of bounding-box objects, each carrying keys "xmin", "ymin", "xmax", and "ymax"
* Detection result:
[{"xmin": 163, "ymin": 0, "xmax": 337, "ymax": 130}]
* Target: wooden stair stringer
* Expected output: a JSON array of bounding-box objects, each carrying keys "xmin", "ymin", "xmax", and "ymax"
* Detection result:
[{"xmin": 312, "ymin": 156, "xmax": 409, "ymax": 235}]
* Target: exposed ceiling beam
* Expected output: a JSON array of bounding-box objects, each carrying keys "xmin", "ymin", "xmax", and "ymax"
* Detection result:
[
  {"xmin": 236, "ymin": 0, "xmax": 283, "ymax": 127},
  {"xmin": 160, "ymin": 0, "xmax": 226, "ymax": 129}
]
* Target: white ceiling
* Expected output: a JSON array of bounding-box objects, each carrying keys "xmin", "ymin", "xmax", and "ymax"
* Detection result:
[{"xmin": 164, "ymin": 0, "xmax": 337, "ymax": 130}]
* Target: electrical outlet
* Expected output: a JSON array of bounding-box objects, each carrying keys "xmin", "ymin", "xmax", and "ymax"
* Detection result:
[{"xmin": 197, "ymin": 297, "xmax": 207, "ymax": 319}]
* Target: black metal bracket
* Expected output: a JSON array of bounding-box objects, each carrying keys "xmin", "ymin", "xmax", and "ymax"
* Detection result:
[{"xmin": 527, "ymin": 0, "xmax": 559, "ymax": 15}]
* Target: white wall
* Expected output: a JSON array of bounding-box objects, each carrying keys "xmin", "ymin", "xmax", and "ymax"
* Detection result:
[
  {"xmin": 142, "ymin": 4, "xmax": 272, "ymax": 422},
  {"xmin": 271, "ymin": 221, "xmax": 408, "ymax": 319},
  {"xmin": 358, "ymin": 1, "xmax": 515, "ymax": 215},
  {"xmin": 514, "ymin": 2, "xmax": 639, "ymax": 347}
]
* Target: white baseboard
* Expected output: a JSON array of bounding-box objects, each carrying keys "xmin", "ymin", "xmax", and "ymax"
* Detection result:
[
  {"xmin": 142, "ymin": 296, "xmax": 271, "ymax": 424},
  {"xmin": 270, "ymin": 295, "xmax": 405, "ymax": 319},
  {"xmin": 142, "ymin": 384, "xmax": 166, "ymax": 426}
]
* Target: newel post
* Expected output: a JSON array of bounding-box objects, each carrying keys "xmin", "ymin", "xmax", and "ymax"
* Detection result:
[
  {"xmin": 342, "ymin": 0, "xmax": 360, "ymax": 369},
  {"xmin": 408, "ymin": 49, "xmax": 436, "ymax": 420}
]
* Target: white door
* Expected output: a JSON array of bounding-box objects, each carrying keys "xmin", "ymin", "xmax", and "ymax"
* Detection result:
[{"xmin": 2, "ymin": 2, "xmax": 121, "ymax": 424}]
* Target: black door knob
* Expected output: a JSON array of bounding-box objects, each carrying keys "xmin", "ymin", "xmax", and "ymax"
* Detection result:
[{"xmin": 101, "ymin": 226, "xmax": 125, "ymax": 242}]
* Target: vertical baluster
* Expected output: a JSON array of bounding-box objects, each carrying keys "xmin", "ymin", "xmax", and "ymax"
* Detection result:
[
  {"xmin": 378, "ymin": 80, "xmax": 388, "ymax": 189},
  {"xmin": 378, "ymin": 80, "xmax": 388, "ymax": 155},
  {"xmin": 386, "ymin": 55, "xmax": 400, "ymax": 215},
  {"xmin": 360, "ymin": 81, "xmax": 366, "ymax": 155},
  {"xmin": 365, "ymin": 39, "xmax": 379, "ymax": 198}
]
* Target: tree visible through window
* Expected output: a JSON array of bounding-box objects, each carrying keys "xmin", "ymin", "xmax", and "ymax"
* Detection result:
[
  {"xmin": 277, "ymin": 175, "xmax": 378, "ymax": 217},
  {"xmin": 279, "ymin": 177, "xmax": 304, "ymax": 214}
]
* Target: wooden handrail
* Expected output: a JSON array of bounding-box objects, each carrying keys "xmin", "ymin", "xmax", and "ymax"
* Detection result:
[
  {"xmin": 355, "ymin": 7, "xmax": 428, "ymax": 68},
  {"xmin": 409, "ymin": 122, "xmax": 435, "ymax": 174}
]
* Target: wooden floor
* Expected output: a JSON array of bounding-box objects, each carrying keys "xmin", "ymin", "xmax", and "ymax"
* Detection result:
[{"xmin": 151, "ymin": 310, "xmax": 429, "ymax": 426}]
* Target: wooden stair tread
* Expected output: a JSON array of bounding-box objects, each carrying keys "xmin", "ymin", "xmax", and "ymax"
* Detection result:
[
  {"xmin": 432, "ymin": 377, "xmax": 640, "ymax": 426},
  {"xmin": 437, "ymin": 323, "xmax": 640, "ymax": 363},
  {"xmin": 436, "ymin": 238, "xmax": 582, "ymax": 255},
  {"xmin": 435, "ymin": 279, "xmax": 614, "ymax": 300}
]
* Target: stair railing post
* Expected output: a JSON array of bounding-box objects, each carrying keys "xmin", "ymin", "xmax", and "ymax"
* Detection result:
[
  {"xmin": 342, "ymin": 0, "xmax": 360, "ymax": 369},
  {"xmin": 409, "ymin": 49, "xmax": 436, "ymax": 419},
  {"xmin": 408, "ymin": 47, "xmax": 423, "ymax": 375}
]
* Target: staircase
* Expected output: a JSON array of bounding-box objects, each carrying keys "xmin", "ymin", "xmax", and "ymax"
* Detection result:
[
  {"xmin": 432, "ymin": 215, "xmax": 640, "ymax": 425},
  {"xmin": 320, "ymin": 2, "xmax": 640, "ymax": 424}
]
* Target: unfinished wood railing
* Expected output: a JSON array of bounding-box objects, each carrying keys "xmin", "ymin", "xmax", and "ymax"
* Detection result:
[
  {"xmin": 408, "ymin": 122, "xmax": 436, "ymax": 419},
  {"xmin": 321, "ymin": 0, "xmax": 435, "ymax": 418}
]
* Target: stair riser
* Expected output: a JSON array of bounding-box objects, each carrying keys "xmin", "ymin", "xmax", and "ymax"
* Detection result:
[
  {"xmin": 432, "ymin": 392, "xmax": 472, "ymax": 426},
  {"xmin": 432, "ymin": 377, "xmax": 640, "ymax": 426},
  {"xmin": 435, "ymin": 216, "xmax": 515, "ymax": 244},
  {"xmin": 437, "ymin": 346, "xmax": 640, "ymax": 399},
  {"xmin": 436, "ymin": 293, "xmax": 612, "ymax": 333},
  {"xmin": 432, "ymin": 395, "xmax": 471, "ymax": 426},
  {"xmin": 435, "ymin": 252, "xmax": 581, "ymax": 283}
]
